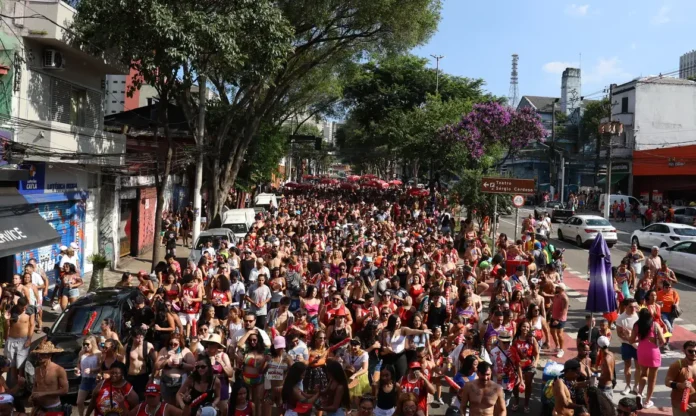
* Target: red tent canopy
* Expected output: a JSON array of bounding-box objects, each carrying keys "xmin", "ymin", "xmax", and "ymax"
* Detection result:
[
  {"xmin": 389, "ymin": 179, "xmax": 403, "ymax": 186},
  {"xmin": 284, "ymin": 181, "xmax": 299, "ymax": 188}
]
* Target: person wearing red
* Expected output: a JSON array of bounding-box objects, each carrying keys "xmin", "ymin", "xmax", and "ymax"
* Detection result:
[
  {"xmin": 321, "ymin": 295, "xmax": 353, "ymax": 327},
  {"xmin": 129, "ymin": 384, "xmax": 181, "ymax": 416},
  {"xmin": 87, "ymin": 362, "xmax": 138, "ymax": 416},
  {"xmin": 398, "ymin": 361, "xmax": 435, "ymax": 415},
  {"xmin": 510, "ymin": 321, "xmax": 539, "ymax": 413},
  {"xmin": 180, "ymin": 275, "xmax": 202, "ymax": 339}
]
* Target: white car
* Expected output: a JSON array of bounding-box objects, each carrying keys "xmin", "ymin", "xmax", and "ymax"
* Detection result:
[
  {"xmin": 630, "ymin": 222, "xmax": 696, "ymax": 249},
  {"xmin": 661, "ymin": 241, "xmax": 696, "ymax": 278},
  {"xmin": 557, "ymin": 215, "xmax": 618, "ymax": 248},
  {"xmin": 188, "ymin": 228, "xmax": 236, "ymax": 265}
]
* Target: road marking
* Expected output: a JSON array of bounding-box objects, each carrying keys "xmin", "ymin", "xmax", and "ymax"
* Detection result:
[
  {"xmin": 675, "ymin": 317, "xmax": 684, "ymax": 323},
  {"xmin": 681, "ymin": 324, "xmax": 696, "ymax": 332},
  {"xmin": 567, "ymin": 290, "xmax": 582, "ymax": 297},
  {"xmin": 481, "ymin": 296, "xmax": 491, "ymax": 302},
  {"xmin": 567, "ymin": 332, "xmax": 578, "ymax": 340},
  {"xmin": 577, "ymin": 297, "xmax": 587, "ymax": 303},
  {"xmin": 570, "ymin": 270, "xmax": 583, "ymax": 275}
]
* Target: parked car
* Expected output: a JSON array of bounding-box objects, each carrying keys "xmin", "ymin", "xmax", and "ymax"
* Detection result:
[
  {"xmin": 534, "ymin": 201, "xmax": 574, "ymax": 223},
  {"xmin": 630, "ymin": 222, "xmax": 696, "ymax": 249},
  {"xmin": 24, "ymin": 288, "xmax": 139, "ymax": 396},
  {"xmin": 557, "ymin": 215, "xmax": 618, "ymax": 247},
  {"xmin": 188, "ymin": 228, "xmax": 236, "ymax": 265},
  {"xmin": 674, "ymin": 206, "xmax": 696, "ymax": 225},
  {"xmin": 661, "ymin": 241, "xmax": 696, "ymax": 278}
]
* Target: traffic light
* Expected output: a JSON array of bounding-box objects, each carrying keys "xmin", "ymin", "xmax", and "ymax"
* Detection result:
[{"xmin": 315, "ymin": 138, "xmax": 322, "ymax": 151}]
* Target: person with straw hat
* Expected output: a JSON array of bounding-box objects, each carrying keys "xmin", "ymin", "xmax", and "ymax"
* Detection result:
[{"xmin": 28, "ymin": 341, "xmax": 68, "ymax": 415}]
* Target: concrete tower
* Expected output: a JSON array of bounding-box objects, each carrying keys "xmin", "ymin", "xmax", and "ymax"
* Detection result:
[{"xmin": 561, "ymin": 68, "xmax": 581, "ymax": 115}]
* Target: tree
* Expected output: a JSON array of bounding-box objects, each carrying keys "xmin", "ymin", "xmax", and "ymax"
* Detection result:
[
  {"xmin": 72, "ymin": 0, "xmax": 291, "ymax": 267},
  {"xmin": 438, "ymin": 102, "xmax": 546, "ymax": 163},
  {"xmin": 579, "ymin": 98, "xmax": 611, "ymax": 148},
  {"xmin": 450, "ymin": 170, "xmax": 510, "ymax": 223},
  {"xmin": 336, "ymin": 54, "xmax": 492, "ymax": 175},
  {"xmin": 180, "ymin": 0, "xmax": 442, "ymax": 227}
]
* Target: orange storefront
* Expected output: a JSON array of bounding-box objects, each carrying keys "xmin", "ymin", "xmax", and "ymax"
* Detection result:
[{"xmin": 633, "ymin": 145, "xmax": 696, "ymax": 204}]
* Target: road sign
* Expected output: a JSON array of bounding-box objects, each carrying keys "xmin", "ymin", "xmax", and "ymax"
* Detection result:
[
  {"xmin": 512, "ymin": 195, "xmax": 525, "ymax": 208},
  {"xmin": 481, "ymin": 177, "xmax": 535, "ymax": 195}
]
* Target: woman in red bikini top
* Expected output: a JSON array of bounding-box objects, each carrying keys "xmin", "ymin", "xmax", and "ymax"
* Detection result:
[{"xmin": 161, "ymin": 273, "xmax": 181, "ymax": 304}]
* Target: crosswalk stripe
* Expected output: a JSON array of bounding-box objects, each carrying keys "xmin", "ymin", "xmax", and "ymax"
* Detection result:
[
  {"xmin": 680, "ymin": 323, "xmax": 696, "ymax": 332},
  {"xmin": 577, "ymin": 297, "xmax": 587, "ymax": 303},
  {"xmin": 567, "ymin": 290, "xmax": 582, "ymax": 297}
]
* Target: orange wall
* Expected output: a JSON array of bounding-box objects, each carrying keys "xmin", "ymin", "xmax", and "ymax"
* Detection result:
[
  {"xmin": 633, "ymin": 144, "xmax": 696, "ymax": 176},
  {"xmin": 124, "ymin": 67, "xmax": 141, "ymax": 112}
]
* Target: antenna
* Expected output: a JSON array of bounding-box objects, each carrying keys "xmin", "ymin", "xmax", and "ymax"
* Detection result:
[{"xmin": 508, "ymin": 54, "xmax": 519, "ymax": 108}]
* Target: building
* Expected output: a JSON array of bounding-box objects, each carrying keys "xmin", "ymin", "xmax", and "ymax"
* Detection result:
[
  {"xmin": 0, "ymin": 0, "xmax": 128, "ymax": 285},
  {"xmin": 679, "ymin": 50, "xmax": 696, "ymax": 79},
  {"xmin": 560, "ymin": 68, "xmax": 581, "ymax": 115},
  {"xmin": 104, "ymin": 69, "xmax": 141, "ymax": 115},
  {"xmin": 610, "ymin": 76, "xmax": 696, "ymax": 201},
  {"xmin": 321, "ymin": 120, "xmax": 343, "ymax": 145}
]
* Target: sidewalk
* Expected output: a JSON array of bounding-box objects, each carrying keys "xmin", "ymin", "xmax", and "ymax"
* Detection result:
[{"xmin": 94, "ymin": 243, "xmax": 192, "ymax": 289}]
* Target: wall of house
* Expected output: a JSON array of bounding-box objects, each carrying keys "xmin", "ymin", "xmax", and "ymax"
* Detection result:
[
  {"xmin": 137, "ymin": 187, "xmax": 157, "ymax": 255},
  {"xmin": 634, "ymin": 82, "xmax": 696, "ymax": 150}
]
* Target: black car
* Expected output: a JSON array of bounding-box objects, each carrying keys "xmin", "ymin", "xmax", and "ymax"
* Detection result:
[
  {"xmin": 24, "ymin": 288, "xmax": 140, "ymax": 396},
  {"xmin": 534, "ymin": 201, "xmax": 574, "ymax": 223}
]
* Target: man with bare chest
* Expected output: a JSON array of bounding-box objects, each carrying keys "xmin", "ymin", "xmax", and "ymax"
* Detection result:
[
  {"xmin": 460, "ymin": 361, "xmax": 506, "ymax": 416},
  {"xmin": 666, "ymin": 340, "xmax": 696, "ymax": 415},
  {"xmin": 548, "ymin": 359, "xmax": 581, "ymax": 416},
  {"xmin": 125, "ymin": 328, "xmax": 155, "ymax": 400},
  {"xmin": 524, "ymin": 282, "xmax": 546, "ymax": 318},
  {"xmin": 29, "ymin": 342, "xmax": 68, "ymax": 414},
  {"xmin": 6, "ymin": 297, "xmax": 34, "ymax": 385}
]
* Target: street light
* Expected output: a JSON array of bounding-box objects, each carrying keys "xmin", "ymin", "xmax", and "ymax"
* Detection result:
[{"xmin": 430, "ymin": 54, "xmax": 444, "ymax": 94}]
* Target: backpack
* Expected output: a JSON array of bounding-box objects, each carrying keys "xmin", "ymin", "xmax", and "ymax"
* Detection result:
[
  {"xmin": 287, "ymin": 271, "xmax": 303, "ymax": 296},
  {"xmin": 541, "ymin": 379, "xmax": 556, "ymax": 405}
]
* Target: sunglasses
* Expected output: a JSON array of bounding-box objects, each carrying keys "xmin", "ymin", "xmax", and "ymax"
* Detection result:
[
  {"xmin": 83, "ymin": 343, "xmax": 90, "ymax": 347},
  {"xmin": 196, "ymin": 365, "xmax": 207, "ymax": 370},
  {"xmin": 170, "ymin": 343, "xmax": 180, "ymax": 348},
  {"xmin": 687, "ymin": 349, "xmax": 696, "ymax": 355},
  {"xmin": 244, "ymin": 320, "xmax": 255, "ymax": 323}
]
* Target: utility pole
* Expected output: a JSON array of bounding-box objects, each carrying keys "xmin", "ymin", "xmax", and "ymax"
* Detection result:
[
  {"xmin": 603, "ymin": 84, "xmax": 614, "ymax": 219},
  {"xmin": 551, "ymin": 99, "xmax": 557, "ymax": 199},
  {"xmin": 192, "ymin": 76, "xmax": 207, "ymax": 243},
  {"xmin": 430, "ymin": 54, "xmax": 444, "ymax": 94}
]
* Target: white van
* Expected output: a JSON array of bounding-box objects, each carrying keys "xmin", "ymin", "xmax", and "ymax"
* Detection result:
[
  {"xmin": 598, "ymin": 194, "xmax": 645, "ymax": 217},
  {"xmin": 254, "ymin": 193, "xmax": 278, "ymax": 210},
  {"xmin": 222, "ymin": 208, "xmax": 255, "ymax": 243}
]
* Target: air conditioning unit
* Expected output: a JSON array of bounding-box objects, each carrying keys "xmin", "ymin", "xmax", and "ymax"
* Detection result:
[{"xmin": 43, "ymin": 49, "xmax": 65, "ymax": 69}]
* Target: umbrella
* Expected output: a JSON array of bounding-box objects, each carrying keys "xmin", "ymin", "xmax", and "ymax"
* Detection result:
[
  {"xmin": 347, "ymin": 175, "xmax": 361, "ymax": 182},
  {"xmin": 585, "ymin": 233, "xmax": 617, "ymax": 313},
  {"xmin": 389, "ymin": 180, "xmax": 403, "ymax": 186},
  {"xmin": 284, "ymin": 181, "xmax": 299, "ymax": 188}
]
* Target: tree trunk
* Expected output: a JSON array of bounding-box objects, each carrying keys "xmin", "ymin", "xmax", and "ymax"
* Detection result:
[
  {"xmin": 88, "ymin": 267, "xmax": 104, "ymax": 292},
  {"xmin": 151, "ymin": 101, "xmax": 174, "ymax": 270}
]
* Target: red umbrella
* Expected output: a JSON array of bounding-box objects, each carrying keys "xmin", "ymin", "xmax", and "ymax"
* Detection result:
[
  {"xmin": 347, "ymin": 175, "xmax": 361, "ymax": 182},
  {"xmin": 407, "ymin": 188, "xmax": 429, "ymax": 197},
  {"xmin": 284, "ymin": 181, "xmax": 299, "ymax": 188},
  {"xmin": 389, "ymin": 180, "xmax": 403, "ymax": 186},
  {"xmin": 302, "ymin": 174, "xmax": 315, "ymax": 180},
  {"xmin": 340, "ymin": 182, "xmax": 358, "ymax": 190},
  {"xmin": 362, "ymin": 174, "xmax": 378, "ymax": 180},
  {"xmin": 320, "ymin": 178, "xmax": 333, "ymax": 184}
]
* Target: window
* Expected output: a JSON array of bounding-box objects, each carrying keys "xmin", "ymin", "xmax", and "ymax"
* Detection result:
[
  {"xmin": 621, "ymin": 97, "xmax": 628, "ymax": 113},
  {"xmin": 671, "ymin": 242, "xmax": 693, "ymax": 253},
  {"xmin": 70, "ymin": 88, "xmax": 87, "ymax": 127},
  {"xmin": 120, "ymin": 101, "xmax": 124, "ymax": 104},
  {"xmin": 112, "ymin": 90, "xmax": 117, "ymax": 93},
  {"xmin": 585, "ymin": 219, "xmax": 611, "ymax": 226},
  {"xmin": 113, "ymin": 80, "xmax": 118, "ymax": 84},
  {"xmin": 122, "ymin": 81, "xmax": 126, "ymax": 84},
  {"xmin": 644, "ymin": 224, "xmax": 659, "ymax": 232},
  {"xmin": 112, "ymin": 100, "xmax": 116, "ymax": 103}
]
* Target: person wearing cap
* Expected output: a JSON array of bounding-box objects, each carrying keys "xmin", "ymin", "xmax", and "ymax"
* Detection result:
[
  {"xmin": 398, "ymin": 361, "xmax": 435, "ymax": 414},
  {"xmin": 489, "ymin": 330, "xmax": 517, "ymax": 407},
  {"xmin": 201, "ymin": 334, "xmax": 233, "ymax": 416},
  {"xmin": 264, "ymin": 336, "xmax": 294, "ymax": 415},
  {"xmin": 657, "ymin": 278, "xmax": 680, "ymax": 351},
  {"xmin": 545, "ymin": 359, "xmax": 583, "ymax": 416},
  {"xmin": 593, "ymin": 335, "xmax": 616, "ymax": 401},
  {"xmin": 550, "ymin": 283, "xmax": 569, "ymax": 358},
  {"xmin": 0, "ymin": 393, "xmax": 25, "ymax": 416},
  {"xmin": 460, "ymin": 361, "xmax": 506, "ymax": 416},
  {"xmin": 128, "ymin": 383, "xmax": 181, "ymax": 416},
  {"xmin": 59, "ymin": 244, "xmax": 79, "ymax": 271}
]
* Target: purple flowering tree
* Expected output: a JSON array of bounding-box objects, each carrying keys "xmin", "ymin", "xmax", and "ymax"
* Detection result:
[{"xmin": 439, "ymin": 102, "xmax": 547, "ymax": 161}]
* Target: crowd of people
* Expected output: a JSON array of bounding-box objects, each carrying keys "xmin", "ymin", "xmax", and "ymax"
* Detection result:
[{"xmin": 5, "ymin": 184, "xmax": 695, "ymax": 416}]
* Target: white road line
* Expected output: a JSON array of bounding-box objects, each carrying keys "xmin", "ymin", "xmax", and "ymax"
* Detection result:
[
  {"xmin": 570, "ymin": 270, "xmax": 583, "ymax": 275},
  {"xmin": 566, "ymin": 291, "xmax": 582, "ymax": 297},
  {"xmin": 680, "ymin": 324, "xmax": 696, "ymax": 332},
  {"xmin": 675, "ymin": 317, "xmax": 684, "ymax": 323},
  {"xmin": 567, "ymin": 332, "xmax": 578, "ymax": 340},
  {"xmin": 577, "ymin": 297, "xmax": 587, "ymax": 303}
]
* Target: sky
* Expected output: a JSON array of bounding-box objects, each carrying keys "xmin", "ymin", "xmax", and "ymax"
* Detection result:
[{"xmin": 412, "ymin": 0, "xmax": 696, "ymax": 102}]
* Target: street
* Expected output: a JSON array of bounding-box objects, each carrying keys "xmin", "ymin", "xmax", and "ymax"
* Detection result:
[{"xmin": 489, "ymin": 208, "xmax": 696, "ymax": 415}]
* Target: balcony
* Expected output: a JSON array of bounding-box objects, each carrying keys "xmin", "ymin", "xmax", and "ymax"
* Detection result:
[{"xmin": 12, "ymin": 0, "xmax": 127, "ymax": 75}]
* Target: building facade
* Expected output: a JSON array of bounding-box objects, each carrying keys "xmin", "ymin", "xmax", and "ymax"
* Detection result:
[{"xmin": 679, "ymin": 50, "xmax": 696, "ymax": 79}]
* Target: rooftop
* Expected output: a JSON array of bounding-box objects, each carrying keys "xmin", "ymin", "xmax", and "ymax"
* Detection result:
[{"xmin": 519, "ymin": 96, "xmax": 559, "ymax": 113}]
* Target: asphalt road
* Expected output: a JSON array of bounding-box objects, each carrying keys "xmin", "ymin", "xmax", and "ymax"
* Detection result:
[{"xmin": 473, "ymin": 208, "xmax": 696, "ymax": 416}]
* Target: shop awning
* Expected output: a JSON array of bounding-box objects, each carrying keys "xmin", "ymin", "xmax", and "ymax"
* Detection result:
[
  {"xmin": 0, "ymin": 187, "xmax": 60, "ymax": 258},
  {"xmin": 597, "ymin": 172, "xmax": 629, "ymax": 186}
]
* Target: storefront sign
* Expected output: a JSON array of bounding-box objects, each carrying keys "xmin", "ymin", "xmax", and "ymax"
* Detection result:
[
  {"xmin": 120, "ymin": 175, "xmax": 156, "ymax": 188},
  {"xmin": 46, "ymin": 183, "xmax": 78, "ymax": 190},
  {"xmin": 481, "ymin": 177, "xmax": 535, "ymax": 195},
  {"xmin": 612, "ymin": 162, "xmax": 630, "ymax": 172},
  {"xmin": 668, "ymin": 158, "xmax": 685, "ymax": 168},
  {"xmin": 18, "ymin": 162, "xmax": 46, "ymax": 195},
  {"xmin": 0, "ymin": 227, "xmax": 27, "ymax": 244}
]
